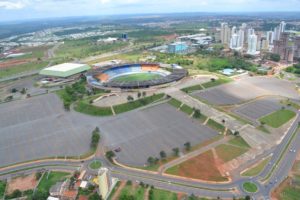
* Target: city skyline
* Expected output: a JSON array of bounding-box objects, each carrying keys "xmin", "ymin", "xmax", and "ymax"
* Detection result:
[{"xmin": 1, "ymin": 0, "xmax": 300, "ymax": 22}]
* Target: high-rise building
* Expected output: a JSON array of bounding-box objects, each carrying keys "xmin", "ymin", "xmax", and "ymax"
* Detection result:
[
  {"xmin": 294, "ymin": 36, "xmax": 300, "ymax": 58},
  {"xmin": 273, "ymin": 32, "xmax": 294, "ymax": 63},
  {"xmin": 247, "ymin": 34, "xmax": 258, "ymax": 55},
  {"xmin": 279, "ymin": 21, "xmax": 286, "ymax": 33},
  {"xmin": 267, "ymin": 31, "xmax": 274, "ymax": 45},
  {"xmin": 220, "ymin": 23, "xmax": 231, "ymax": 45},
  {"xmin": 98, "ymin": 168, "xmax": 111, "ymax": 199},
  {"xmin": 238, "ymin": 30, "xmax": 245, "ymax": 48}
]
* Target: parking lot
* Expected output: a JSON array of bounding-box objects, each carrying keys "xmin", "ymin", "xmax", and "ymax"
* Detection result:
[
  {"xmin": 232, "ymin": 97, "xmax": 283, "ymax": 125},
  {"xmin": 0, "ymin": 93, "xmax": 100, "ymax": 167},
  {"xmin": 99, "ymin": 103, "xmax": 219, "ymax": 167},
  {"xmin": 193, "ymin": 76, "xmax": 298, "ymax": 105}
]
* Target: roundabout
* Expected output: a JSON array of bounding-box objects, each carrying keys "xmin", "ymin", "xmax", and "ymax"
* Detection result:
[{"xmin": 242, "ymin": 181, "xmax": 258, "ymax": 193}]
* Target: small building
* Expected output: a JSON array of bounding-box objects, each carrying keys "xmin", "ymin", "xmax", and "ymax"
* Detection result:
[
  {"xmin": 167, "ymin": 42, "xmax": 188, "ymax": 54},
  {"xmin": 221, "ymin": 68, "xmax": 235, "ymax": 76},
  {"xmin": 47, "ymin": 197, "xmax": 60, "ymax": 200},
  {"xmin": 40, "ymin": 63, "xmax": 91, "ymax": 78}
]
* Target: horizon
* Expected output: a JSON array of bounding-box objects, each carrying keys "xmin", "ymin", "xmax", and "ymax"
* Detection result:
[{"xmin": 1, "ymin": 0, "xmax": 300, "ymax": 22}]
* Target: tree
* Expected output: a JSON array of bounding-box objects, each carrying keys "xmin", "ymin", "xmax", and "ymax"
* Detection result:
[
  {"xmin": 172, "ymin": 148, "xmax": 180, "ymax": 156},
  {"xmin": 233, "ymin": 131, "xmax": 239, "ymax": 136},
  {"xmin": 35, "ymin": 172, "xmax": 42, "ymax": 180},
  {"xmin": 20, "ymin": 88, "xmax": 27, "ymax": 94},
  {"xmin": 270, "ymin": 53, "xmax": 281, "ymax": 62},
  {"xmin": 126, "ymin": 180, "xmax": 132, "ymax": 185},
  {"xmin": 142, "ymin": 91, "xmax": 146, "ymax": 97},
  {"xmin": 137, "ymin": 92, "xmax": 141, "ymax": 99},
  {"xmin": 160, "ymin": 151, "xmax": 166, "ymax": 159},
  {"xmin": 127, "ymin": 95, "xmax": 134, "ymax": 102},
  {"xmin": 91, "ymin": 127, "xmax": 100, "ymax": 149},
  {"xmin": 193, "ymin": 109, "xmax": 201, "ymax": 119},
  {"xmin": 106, "ymin": 151, "xmax": 115, "ymax": 162},
  {"xmin": 11, "ymin": 88, "xmax": 18, "ymax": 93},
  {"xmin": 184, "ymin": 142, "xmax": 191, "ymax": 151},
  {"xmin": 32, "ymin": 189, "xmax": 48, "ymax": 200},
  {"xmin": 88, "ymin": 193, "xmax": 102, "ymax": 200},
  {"xmin": 245, "ymin": 195, "xmax": 251, "ymax": 200},
  {"xmin": 147, "ymin": 157, "xmax": 155, "ymax": 165}
]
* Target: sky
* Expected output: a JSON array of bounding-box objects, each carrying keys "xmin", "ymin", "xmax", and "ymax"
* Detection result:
[{"xmin": 1, "ymin": 0, "xmax": 300, "ymax": 22}]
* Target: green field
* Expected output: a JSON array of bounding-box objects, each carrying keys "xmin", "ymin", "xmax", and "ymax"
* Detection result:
[
  {"xmin": 89, "ymin": 160, "xmax": 102, "ymax": 170},
  {"xmin": 0, "ymin": 61, "xmax": 49, "ymax": 79},
  {"xmin": 118, "ymin": 184, "xmax": 145, "ymax": 200},
  {"xmin": 74, "ymin": 101, "xmax": 113, "ymax": 116},
  {"xmin": 168, "ymin": 98, "xmax": 182, "ymax": 108},
  {"xmin": 0, "ymin": 180, "xmax": 6, "ymax": 198},
  {"xmin": 113, "ymin": 93, "xmax": 165, "ymax": 114},
  {"xmin": 112, "ymin": 73, "xmax": 162, "ymax": 82},
  {"xmin": 241, "ymin": 157, "xmax": 271, "ymax": 177},
  {"xmin": 150, "ymin": 188, "xmax": 178, "ymax": 200},
  {"xmin": 207, "ymin": 119, "xmax": 225, "ymax": 133},
  {"xmin": 260, "ymin": 109, "xmax": 296, "ymax": 128},
  {"xmin": 215, "ymin": 144, "xmax": 249, "ymax": 163},
  {"xmin": 280, "ymin": 187, "xmax": 300, "ymax": 200},
  {"xmin": 37, "ymin": 171, "xmax": 70, "ymax": 192},
  {"xmin": 228, "ymin": 137, "xmax": 250, "ymax": 148},
  {"xmin": 243, "ymin": 182, "xmax": 258, "ymax": 193}
]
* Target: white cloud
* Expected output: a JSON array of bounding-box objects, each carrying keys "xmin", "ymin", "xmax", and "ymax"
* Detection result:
[{"xmin": 0, "ymin": 0, "xmax": 26, "ymax": 9}]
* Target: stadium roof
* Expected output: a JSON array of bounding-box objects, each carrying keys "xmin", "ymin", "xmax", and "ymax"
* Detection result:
[{"xmin": 40, "ymin": 63, "xmax": 91, "ymax": 78}]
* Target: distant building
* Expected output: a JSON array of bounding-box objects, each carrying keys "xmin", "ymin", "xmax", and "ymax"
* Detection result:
[
  {"xmin": 40, "ymin": 63, "xmax": 91, "ymax": 78},
  {"xmin": 220, "ymin": 23, "xmax": 231, "ymax": 45},
  {"xmin": 247, "ymin": 34, "xmax": 258, "ymax": 55},
  {"xmin": 98, "ymin": 168, "xmax": 111, "ymax": 200},
  {"xmin": 273, "ymin": 32, "xmax": 294, "ymax": 62},
  {"xmin": 267, "ymin": 31, "xmax": 274, "ymax": 45},
  {"xmin": 294, "ymin": 36, "xmax": 300, "ymax": 59},
  {"xmin": 121, "ymin": 33, "xmax": 128, "ymax": 40},
  {"xmin": 167, "ymin": 42, "xmax": 188, "ymax": 54}
]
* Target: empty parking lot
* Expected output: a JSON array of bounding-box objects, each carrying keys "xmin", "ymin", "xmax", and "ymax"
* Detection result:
[
  {"xmin": 99, "ymin": 103, "xmax": 219, "ymax": 167},
  {"xmin": 193, "ymin": 76, "xmax": 298, "ymax": 105},
  {"xmin": 232, "ymin": 97, "xmax": 283, "ymax": 125},
  {"xmin": 0, "ymin": 94, "xmax": 100, "ymax": 167}
]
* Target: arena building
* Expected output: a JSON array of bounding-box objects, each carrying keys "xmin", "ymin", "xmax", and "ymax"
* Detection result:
[
  {"xmin": 40, "ymin": 63, "xmax": 91, "ymax": 78},
  {"xmin": 87, "ymin": 63, "xmax": 187, "ymax": 89}
]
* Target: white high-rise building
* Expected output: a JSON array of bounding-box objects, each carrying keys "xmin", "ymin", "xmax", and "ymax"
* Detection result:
[
  {"xmin": 267, "ymin": 31, "xmax": 274, "ymax": 45},
  {"xmin": 279, "ymin": 21, "xmax": 286, "ymax": 33},
  {"xmin": 238, "ymin": 30, "xmax": 245, "ymax": 48},
  {"xmin": 232, "ymin": 26, "xmax": 237, "ymax": 35},
  {"xmin": 247, "ymin": 34, "xmax": 258, "ymax": 55},
  {"xmin": 221, "ymin": 23, "xmax": 231, "ymax": 45},
  {"xmin": 230, "ymin": 34, "xmax": 239, "ymax": 49},
  {"xmin": 247, "ymin": 28, "xmax": 255, "ymax": 37}
]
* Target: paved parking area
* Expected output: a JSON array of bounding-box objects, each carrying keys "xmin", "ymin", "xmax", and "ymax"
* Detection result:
[
  {"xmin": 232, "ymin": 97, "xmax": 283, "ymax": 125},
  {"xmin": 99, "ymin": 103, "xmax": 219, "ymax": 167},
  {"xmin": 0, "ymin": 93, "xmax": 100, "ymax": 167},
  {"xmin": 193, "ymin": 76, "xmax": 298, "ymax": 105}
]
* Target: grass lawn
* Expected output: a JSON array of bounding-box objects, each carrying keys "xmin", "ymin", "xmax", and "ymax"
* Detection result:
[
  {"xmin": 37, "ymin": 171, "xmax": 70, "ymax": 192},
  {"xmin": 119, "ymin": 184, "xmax": 145, "ymax": 200},
  {"xmin": 165, "ymin": 150, "xmax": 228, "ymax": 182},
  {"xmin": 280, "ymin": 187, "xmax": 300, "ymax": 200},
  {"xmin": 168, "ymin": 98, "xmax": 182, "ymax": 108},
  {"xmin": 107, "ymin": 181, "xmax": 121, "ymax": 200},
  {"xmin": 206, "ymin": 119, "xmax": 225, "ymax": 133},
  {"xmin": 0, "ymin": 61, "xmax": 49, "ymax": 79},
  {"xmin": 181, "ymin": 85, "xmax": 203, "ymax": 93},
  {"xmin": 151, "ymin": 188, "xmax": 178, "ymax": 200},
  {"xmin": 241, "ymin": 157, "xmax": 271, "ymax": 177},
  {"xmin": 260, "ymin": 109, "xmax": 296, "ymax": 128},
  {"xmin": 180, "ymin": 104, "xmax": 194, "ymax": 115},
  {"xmin": 215, "ymin": 144, "xmax": 249, "ymax": 163},
  {"xmin": 74, "ymin": 101, "xmax": 113, "ymax": 116},
  {"xmin": 113, "ymin": 94, "xmax": 164, "ymax": 114},
  {"xmin": 228, "ymin": 137, "xmax": 250, "ymax": 148},
  {"xmin": 112, "ymin": 73, "xmax": 162, "ymax": 82},
  {"xmin": 0, "ymin": 180, "xmax": 6, "ymax": 198},
  {"xmin": 202, "ymin": 77, "xmax": 231, "ymax": 89},
  {"xmin": 89, "ymin": 160, "xmax": 102, "ymax": 170},
  {"xmin": 243, "ymin": 182, "xmax": 258, "ymax": 193}
]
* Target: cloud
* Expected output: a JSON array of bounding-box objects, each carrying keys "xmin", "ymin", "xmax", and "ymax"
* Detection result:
[{"xmin": 0, "ymin": 0, "xmax": 26, "ymax": 9}]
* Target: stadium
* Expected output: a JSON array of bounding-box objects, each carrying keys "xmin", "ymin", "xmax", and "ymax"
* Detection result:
[{"xmin": 86, "ymin": 63, "xmax": 188, "ymax": 89}]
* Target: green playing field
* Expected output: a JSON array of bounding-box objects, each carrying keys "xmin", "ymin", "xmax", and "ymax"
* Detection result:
[{"xmin": 112, "ymin": 73, "xmax": 162, "ymax": 82}]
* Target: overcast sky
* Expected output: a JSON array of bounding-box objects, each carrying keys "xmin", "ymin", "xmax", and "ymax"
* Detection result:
[{"xmin": 1, "ymin": 0, "xmax": 300, "ymax": 22}]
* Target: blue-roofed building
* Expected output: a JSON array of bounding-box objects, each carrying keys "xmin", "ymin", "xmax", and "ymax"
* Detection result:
[{"xmin": 167, "ymin": 42, "xmax": 189, "ymax": 54}]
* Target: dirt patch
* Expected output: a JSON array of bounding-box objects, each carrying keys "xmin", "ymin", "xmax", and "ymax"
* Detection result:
[
  {"xmin": 271, "ymin": 177, "xmax": 291, "ymax": 200},
  {"xmin": 158, "ymin": 34, "xmax": 177, "ymax": 41},
  {"xmin": 111, "ymin": 181, "xmax": 126, "ymax": 200},
  {"xmin": 7, "ymin": 173, "xmax": 38, "ymax": 194},
  {"xmin": 174, "ymin": 150, "xmax": 228, "ymax": 182},
  {"xmin": 0, "ymin": 58, "xmax": 35, "ymax": 69}
]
